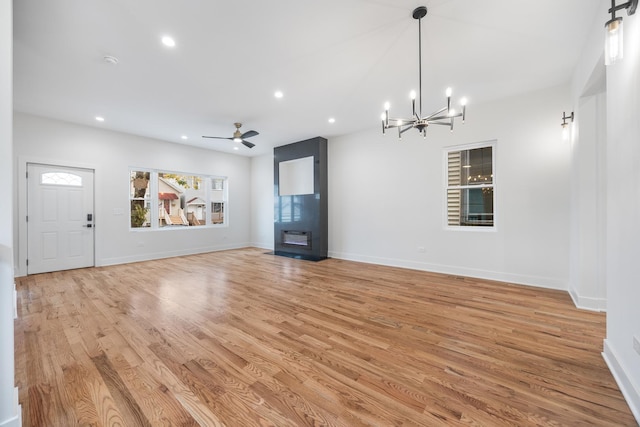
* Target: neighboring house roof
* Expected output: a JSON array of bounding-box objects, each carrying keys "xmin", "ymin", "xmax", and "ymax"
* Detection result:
[
  {"xmin": 158, "ymin": 176, "xmax": 185, "ymax": 193},
  {"xmin": 187, "ymin": 197, "xmax": 205, "ymax": 205},
  {"xmin": 159, "ymin": 193, "xmax": 178, "ymax": 200}
]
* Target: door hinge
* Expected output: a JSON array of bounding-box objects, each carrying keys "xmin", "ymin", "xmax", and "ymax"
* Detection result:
[
  {"xmin": 26, "ymin": 259, "xmax": 28, "ymax": 266},
  {"xmin": 26, "ymin": 215, "xmax": 28, "ymax": 222},
  {"xmin": 26, "ymin": 171, "xmax": 28, "ymax": 179}
]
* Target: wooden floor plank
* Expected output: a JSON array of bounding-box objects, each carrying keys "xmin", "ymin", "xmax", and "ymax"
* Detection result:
[{"xmin": 14, "ymin": 248, "xmax": 637, "ymax": 426}]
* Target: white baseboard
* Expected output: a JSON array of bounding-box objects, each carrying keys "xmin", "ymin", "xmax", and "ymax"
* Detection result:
[
  {"xmin": 602, "ymin": 339, "xmax": 640, "ymax": 424},
  {"xmin": 99, "ymin": 243, "xmax": 251, "ymax": 267},
  {"xmin": 13, "ymin": 283, "xmax": 17, "ymax": 319},
  {"xmin": 327, "ymin": 250, "xmax": 567, "ymax": 291},
  {"xmin": 568, "ymin": 287, "xmax": 606, "ymax": 312},
  {"xmin": 0, "ymin": 387, "xmax": 21, "ymax": 427},
  {"xmin": 251, "ymin": 242, "xmax": 273, "ymax": 251}
]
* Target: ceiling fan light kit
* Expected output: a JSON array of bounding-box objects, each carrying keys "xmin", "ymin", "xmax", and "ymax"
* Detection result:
[
  {"xmin": 203, "ymin": 122, "xmax": 258, "ymax": 148},
  {"xmin": 381, "ymin": 6, "xmax": 467, "ymax": 139}
]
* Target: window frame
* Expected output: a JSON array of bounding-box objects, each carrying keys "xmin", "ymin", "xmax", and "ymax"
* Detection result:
[
  {"xmin": 129, "ymin": 168, "xmax": 229, "ymax": 231},
  {"xmin": 443, "ymin": 141, "xmax": 497, "ymax": 232}
]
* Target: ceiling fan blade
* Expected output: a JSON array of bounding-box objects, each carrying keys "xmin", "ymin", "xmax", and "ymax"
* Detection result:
[
  {"xmin": 241, "ymin": 130, "xmax": 259, "ymax": 139},
  {"xmin": 241, "ymin": 140, "xmax": 255, "ymax": 149},
  {"xmin": 202, "ymin": 135, "xmax": 232, "ymax": 140}
]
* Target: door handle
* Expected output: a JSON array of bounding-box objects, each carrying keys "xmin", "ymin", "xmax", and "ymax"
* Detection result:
[{"xmin": 82, "ymin": 224, "xmax": 93, "ymax": 228}]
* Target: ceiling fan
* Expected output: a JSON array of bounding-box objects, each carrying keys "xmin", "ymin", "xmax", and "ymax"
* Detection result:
[{"xmin": 202, "ymin": 122, "xmax": 258, "ymax": 148}]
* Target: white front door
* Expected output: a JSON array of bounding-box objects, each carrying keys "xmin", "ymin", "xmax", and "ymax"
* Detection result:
[{"xmin": 27, "ymin": 164, "xmax": 95, "ymax": 274}]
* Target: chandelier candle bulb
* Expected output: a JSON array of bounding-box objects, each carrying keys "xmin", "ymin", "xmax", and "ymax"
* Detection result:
[
  {"xmin": 461, "ymin": 97, "xmax": 467, "ymax": 123},
  {"xmin": 410, "ymin": 91, "xmax": 417, "ymax": 116}
]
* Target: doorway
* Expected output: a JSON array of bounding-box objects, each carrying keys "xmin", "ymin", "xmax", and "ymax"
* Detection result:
[{"xmin": 27, "ymin": 163, "xmax": 95, "ymax": 274}]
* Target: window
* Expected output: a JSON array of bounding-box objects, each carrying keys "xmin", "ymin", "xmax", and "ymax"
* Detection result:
[
  {"xmin": 41, "ymin": 172, "xmax": 82, "ymax": 186},
  {"xmin": 129, "ymin": 169, "xmax": 227, "ymax": 230},
  {"xmin": 158, "ymin": 173, "xmax": 206, "ymax": 227},
  {"xmin": 130, "ymin": 171, "xmax": 151, "ymax": 228},
  {"xmin": 210, "ymin": 178, "xmax": 226, "ymax": 225},
  {"xmin": 446, "ymin": 143, "xmax": 494, "ymax": 228}
]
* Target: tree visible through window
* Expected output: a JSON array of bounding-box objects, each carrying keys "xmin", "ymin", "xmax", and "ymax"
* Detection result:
[
  {"xmin": 446, "ymin": 144, "xmax": 494, "ymax": 227},
  {"xmin": 130, "ymin": 171, "xmax": 151, "ymax": 228}
]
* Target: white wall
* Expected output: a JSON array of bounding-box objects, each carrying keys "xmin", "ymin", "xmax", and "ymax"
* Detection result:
[
  {"xmin": 1, "ymin": 1, "xmax": 20, "ymax": 426},
  {"xmin": 250, "ymin": 153, "xmax": 274, "ymax": 249},
  {"xmin": 569, "ymin": 91, "xmax": 608, "ymax": 311},
  {"xmin": 250, "ymin": 85, "xmax": 573, "ymax": 289},
  {"xmin": 13, "ymin": 113, "xmax": 253, "ymax": 277},
  {"xmin": 601, "ymin": 2, "xmax": 640, "ymax": 421},
  {"xmin": 321, "ymin": 85, "xmax": 571, "ymax": 289},
  {"xmin": 569, "ymin": 1, "xmax": 640, "ymax": 420}
]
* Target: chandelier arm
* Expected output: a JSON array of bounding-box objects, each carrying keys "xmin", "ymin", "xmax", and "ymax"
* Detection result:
[
  {"xmin": 423, "ymin": 107, "xmax": 448, "ymax": 120},
  {"xmin": 387, "ymin": 116, "xmax": 414, "ymax": 122},
  {"xmin": 427, "ymin": 113, "xmax": 462, "ymax": 121},
  {"xmin": 385, "ymin": 118, "xmax": 416, "ymax": 127},
  {"xmin": 428, "ymin": 122, "xmax": 453, "ymax": 126},
  {"xmin": 399, "ymin": 126, "xmax": 414, "ymax": 135}
]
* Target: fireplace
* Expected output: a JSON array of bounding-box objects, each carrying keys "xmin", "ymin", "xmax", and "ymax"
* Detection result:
[
  {"xmin": 274, "ymin": 137, "xmax": 327, "ymax": 261},
  {"xmin": 282, "ymin": 230, "xmax": 311, "ymax": 249}
]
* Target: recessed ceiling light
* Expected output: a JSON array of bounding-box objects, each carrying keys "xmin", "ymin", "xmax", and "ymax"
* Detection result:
[
  {"xmin": 233, "ymin": 146, "xmax": 239, "ymax": 151},
  {"xmin": 328, "ymin": 118, "xmax": 335, "ymax": 124},
  {"xmin": 181, "ymin": 135, "xmax": 188, "ymax": 140},
  {"xmin": 161, "ymin": 36, "xmax": 176, "ymax": 47},
  {"xmin": 95, "ymin": 116, "xmax": 104, "ymax": 122},
  {"xmin": 274, "ymin": 90, "xmax": 283, "ymax": 99},
  {"xmin": 103, "ymin": 55, "xmax": 119, "ymax": 65}
]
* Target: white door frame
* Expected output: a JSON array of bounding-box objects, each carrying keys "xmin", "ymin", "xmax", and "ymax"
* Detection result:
[
  {"xmin": 17, "ymin": 157, "xmax": 100, "ymax": 277},
  {"xmin": 26, "ymin": 163, "xmax": 95, "ymax": 274}
]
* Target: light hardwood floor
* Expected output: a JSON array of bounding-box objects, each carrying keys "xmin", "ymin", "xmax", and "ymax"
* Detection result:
[{"xmin": 15, "ymin": 248, "xmax": 636, "ymax": 426}]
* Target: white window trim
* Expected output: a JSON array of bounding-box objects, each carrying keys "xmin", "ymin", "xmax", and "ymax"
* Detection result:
[
  {"xmin": 443, "ymin": 140, "xmax": 497, "ymax": 232},
  {"xmin": 129, "ymin": 168, "xmax": 229, "ymax": 231}
]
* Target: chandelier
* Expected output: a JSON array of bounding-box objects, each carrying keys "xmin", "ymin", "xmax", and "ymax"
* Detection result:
[{"xmin": 381, "ymin": 6, "xmax": 467, "ymax": 138}]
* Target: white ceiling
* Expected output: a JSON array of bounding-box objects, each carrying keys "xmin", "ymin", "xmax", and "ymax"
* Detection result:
[{"xmin": 13, "ymin": 0, "xmax": 601, "ymax": 157}]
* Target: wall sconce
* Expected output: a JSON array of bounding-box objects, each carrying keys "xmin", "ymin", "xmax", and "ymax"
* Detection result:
[
  {"xmin": 561, "ymin": 111, "xmax": 574, "ymax": 140},
  {"xmin": 605, "ymin": 0, "xmax": 638, "ymax": 65}
]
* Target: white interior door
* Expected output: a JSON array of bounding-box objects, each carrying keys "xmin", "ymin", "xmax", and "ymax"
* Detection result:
[{"xmin": 27, "ymin": 163, "xmax": 95, "ymax": 274}]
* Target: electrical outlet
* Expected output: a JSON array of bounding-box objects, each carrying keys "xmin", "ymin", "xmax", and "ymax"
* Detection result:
[
  {"xmin": 417, "ymin": 246, "xmax": 426, "ymax": 253},
  {"xmin": 634, "ymin": 336, "xmax": 640, "ymax": 356}
]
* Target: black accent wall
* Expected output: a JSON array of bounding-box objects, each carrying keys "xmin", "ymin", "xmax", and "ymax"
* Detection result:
[{"xmin": 274, "ymin": 137, "xmax": 328, "ymax": 260}]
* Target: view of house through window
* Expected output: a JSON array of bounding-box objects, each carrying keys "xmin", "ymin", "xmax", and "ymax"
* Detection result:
[
  {"xmin": 211, "ymin": 178, "xmax": 225, "ymax": 224},
  {"xmin": 446, "ymin": 144, "xmax": 494, "ymax": 227},
  {"xmin": 129, "ymin": 170, "xmax": 227, "ymax": 229},
  {"xmin": 158, "ymin": 173, "xmax": 205, "ymax": 227}
]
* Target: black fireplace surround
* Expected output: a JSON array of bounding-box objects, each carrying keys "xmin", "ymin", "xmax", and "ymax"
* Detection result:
[{"xmin": 273, "ymin": 137, "xmax": 328, "ymax": 261}]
